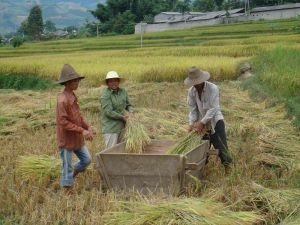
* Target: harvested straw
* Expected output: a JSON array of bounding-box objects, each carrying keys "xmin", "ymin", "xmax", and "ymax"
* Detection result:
[
  {"xmin": 167, "ymin": 131, "xmax": 200, "ymax": 154},
  {"xmin": 16, "ymin": 155, "xmax": 61, "ymax": 181},
  {"xmin": 124, "ymin": 117, "xmax": 151, "ymax": 153},
  {"xmin": 246, "ymin": 182, "xmax": 300, "ymax": 223},
  {"xmin": 103, "ymin": 198, "xmax": 262, "ymax": 225}
]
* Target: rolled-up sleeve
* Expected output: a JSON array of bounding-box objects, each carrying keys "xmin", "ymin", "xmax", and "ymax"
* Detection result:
[
  {"xmin": 187, "ymin": 89, "xmax": 198, "ymax": 125},
  {"xmin": 200, "ymin": 87, "xmax": 220, "ymax": 125}
]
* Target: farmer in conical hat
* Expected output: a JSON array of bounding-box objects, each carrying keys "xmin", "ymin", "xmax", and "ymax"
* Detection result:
[
  {"xmin": 56, "ymin": 64, "xmax": 93, "ymax": 193},
  {"xmin": 184, "ymin": 66, "xmax": 232, "ymax": 174},
  {"xmin": 100, "ymin": 71, "xmax": 134, "ymax": 148}
]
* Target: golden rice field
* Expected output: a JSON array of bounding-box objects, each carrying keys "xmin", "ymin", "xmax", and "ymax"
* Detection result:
[{"xmin": 0, "ymin": 18, "xmax": 300, "ymax": 224}]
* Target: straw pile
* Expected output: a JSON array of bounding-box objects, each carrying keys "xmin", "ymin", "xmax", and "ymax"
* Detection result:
[
  {"xmin": 245, "ymin": 182, "xmax": 300, "ymax": 223},
  {"xmin": 16, "ymin": 155, "xmax": 61, "ymax": 181},
  {"xmin": 124, "ymin": 117, "xmax": 151, "ymax": 153},
  {"xmin": 103, "ymin": 198, "xmax": 262, "ymax": 225},
  {"xmin": 167, "ymin": 131, "xmax": 200, "ymax": 154}
]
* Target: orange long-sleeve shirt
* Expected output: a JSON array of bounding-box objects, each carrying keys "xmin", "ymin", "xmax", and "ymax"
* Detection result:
[{"xmin": 56, "ymin": 90, "xmax": 89, "ymax": 150}]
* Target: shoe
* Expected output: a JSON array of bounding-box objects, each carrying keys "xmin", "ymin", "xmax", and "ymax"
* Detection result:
[
  {"xmin": 73, "ymin": 170, "xmax": 79, "ymax": 178},
  {"xmin": 64, "ymin": 186, "xmax": 74, "ymax": 195},
  {"xmin": 224, "ymin": 165, "xmax": 232, "ymax": 175}
]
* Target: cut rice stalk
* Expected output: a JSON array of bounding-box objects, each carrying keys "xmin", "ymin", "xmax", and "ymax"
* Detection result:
[
  {"xmin": 103, "ymin": 198, "xmax": 262, "ymax": 225},
  {"xmin": 16, "ymin": 155, "xmax": 61, "ymax": 181},
  {"xmin": 124, "ymin": 117, "xmax": 151, "ymax": 153},
  {"xmin": 167, "ymin": 131, "xmax": 201, "ymax": 155}
]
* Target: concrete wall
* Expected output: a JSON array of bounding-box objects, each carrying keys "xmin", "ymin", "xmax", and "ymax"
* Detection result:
[
  {"xmin": 135, "ymin": 8, "xmax": 300, "ymax": 34},
  {"xmin": 250, "ymin": 8, "xmax": 300, "ymax": 20}
]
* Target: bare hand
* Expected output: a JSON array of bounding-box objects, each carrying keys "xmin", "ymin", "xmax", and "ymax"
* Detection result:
[
  {"xmin": 83, "ymin": 130, "xmax": 93, "ymax": 141},
  {"xmin": 194, "ymin": 122, "xmax": 205, "ymax": 133},
  {"xmin": 88, "ymin": 126, "xmax": 96, "ymax": 135},
  {"xmin": 187, "ymin": 125, "xmax": 194, "ymax": 132}
]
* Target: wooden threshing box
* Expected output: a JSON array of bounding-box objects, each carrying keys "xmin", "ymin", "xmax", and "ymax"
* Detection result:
[{"xmin": 96, "ymin": 140, "xmax": 209, "ymax": 194}]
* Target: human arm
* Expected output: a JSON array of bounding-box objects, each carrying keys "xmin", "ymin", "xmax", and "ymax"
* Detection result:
[
  {"xmin": 200, "ymin": 86, "xmax": 220, "ymax": 125},
  {"xmin": 187, "ymin": 88, "xmax": 199, "ymax": 131},
  {"xmin": 100, "ymin": 93, "xmax": 125, "ymax": 120}
]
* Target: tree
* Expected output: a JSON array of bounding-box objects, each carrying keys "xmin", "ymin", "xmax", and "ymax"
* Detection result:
[
  {"xmin": 18, "ymin": 19, "xmax": 29, "ymax": 35},
  {"xmin": 193, "ymin": 0, "xmax": 216, "ymax": 12},
  {"xmin": 44, "ymin": 20, "xmax": 56, "ymax": 33},
  {"xmin": 27, "ymin": 5, "xmax": 44, "ymax": 40},
  {"xmin": 12, "ymin": 36, "xmax": 24, "ymax": 48},
  {"xmin": 215, "ymin": 0, "xmax": 224, "ymax": 10},
  {"xmin": 113, "ymin": 10, "xmax": 136, "ymax": 34},
  {"xmin": 176, "ymin": 0, "xmax": 192, "ymax": 12}
]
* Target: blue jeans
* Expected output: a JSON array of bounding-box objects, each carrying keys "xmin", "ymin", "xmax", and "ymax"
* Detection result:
[{"xmin": 60, "ymin": 146, "xmax": 91, "ymax": 187}]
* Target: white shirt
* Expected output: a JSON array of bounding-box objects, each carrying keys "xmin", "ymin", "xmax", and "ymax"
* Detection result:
[{"xmin": 187, "ymin": 81, "xmax": 224, "ymax": 134}]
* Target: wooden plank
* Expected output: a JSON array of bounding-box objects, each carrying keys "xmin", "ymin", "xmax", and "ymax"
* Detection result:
[
  {"xmin": 100, "ymin": 142, "xmax": 125, "ymax": 154},
  {"xmin": 100, "ymin": 154, "xmax": 182, "ymax": 176},
  {"xmin": 108, "ymin": 175, "xmax": 181, "ymax": 194},
  {"xmin": 185, "ymin": 140, "xmax": 209, "ymax": 163},
  {"xmin": 95, "ymin": 154, "xmax": 112, "ymax": 189}
]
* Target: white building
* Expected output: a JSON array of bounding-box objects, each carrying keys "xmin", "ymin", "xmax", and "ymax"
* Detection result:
[{"xmin": 135, "ymin": 3, "xmax": 300, "ymax": 34}]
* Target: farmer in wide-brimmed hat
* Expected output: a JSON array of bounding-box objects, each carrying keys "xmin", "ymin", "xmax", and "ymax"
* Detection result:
[
  {"xmin": 100, "ymin": 71, "xmax": 134, "ymax": 148},
  {"xmin": 185, "ymin": 66, "xmax": 232, "ymax": 174},
  {"xmin": 56, "ymin": 64, "xmax": 93, "ymax": 193}
]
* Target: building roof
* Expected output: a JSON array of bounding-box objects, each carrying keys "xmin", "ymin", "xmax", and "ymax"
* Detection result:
[
  {"xmin": 159, "ymin": 12, "xmax": 182, "ymax": 15},
  {"xmin": 186, "ymin": 12, "xmax": 206, "ymax": 15},
  {"xmin": 189, "ymin": 8, "xmax": 244, "ymax": 21},
  {"xmin": 251, "ymin": 3, "xmax": 300, "ymax": 13}
]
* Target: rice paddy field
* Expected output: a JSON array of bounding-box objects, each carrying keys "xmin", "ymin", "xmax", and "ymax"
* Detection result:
[{"xmin": 0, "ymin": 18, "xmax": 300, "ymax": 224}]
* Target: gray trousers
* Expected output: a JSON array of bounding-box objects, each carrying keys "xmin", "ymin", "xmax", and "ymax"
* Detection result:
[{"xmin": 104, "ymin": 133, "xmax": 123, "ymax": 148}]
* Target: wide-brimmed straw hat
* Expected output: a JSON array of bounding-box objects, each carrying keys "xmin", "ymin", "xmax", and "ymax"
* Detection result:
[
  {"xmin": 56, "ymin": 64, "xmax": 85, "ymax": 85},
  {"xmin": 184, "ymin": 66, "xmax": 210, "ymax": 87},
  {"xmin": 101, "ymin": 71, "xmax": 125, "ymax": 85}
]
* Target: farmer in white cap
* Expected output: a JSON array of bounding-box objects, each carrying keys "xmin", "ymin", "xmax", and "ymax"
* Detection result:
[
  {"xmin": 100, "ymin": 71, "xmax": 134, "ymax": 148},
  {"xmin": 184, "ymin": 66, "xmax": 232, "ymax": 174},
  {"xmin": 56, "ymin": 64, "xmax": 93, "ymax": 193}
]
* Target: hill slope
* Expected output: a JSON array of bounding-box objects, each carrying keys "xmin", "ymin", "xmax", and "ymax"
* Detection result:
[{"xmin": 0, "ymin": 0, "xmax": 105, "ymax": 34}]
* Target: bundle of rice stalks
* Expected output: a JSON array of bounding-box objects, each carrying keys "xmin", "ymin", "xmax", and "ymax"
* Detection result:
[
  {"xmin": 103, "ymin": 198, "xmax": 262, "ymax": 225},
  {"xmin": 245, "ymin": 182, "xmax": 300, "ymax": 223},
  {"xmin": 279, "ymin": 213, "xmax": 300, "ymax": 225},
  {"xmin": 167, "ymin": 131, "xmax": 200, "ymax": 154},
  {"xmin": 138, "ymin": 108, "xmax": 186, "ymax": 139},
  {"xmin": 16, "ymin": 155, "xmax": 61, "ymax": 181},
  {"xmin": 124, "ymin": 117, "xmax": 151, "ymax": 153},
  {"xmin": 256, "ymin": 137, "xmax": 298, "ymax": 170}
]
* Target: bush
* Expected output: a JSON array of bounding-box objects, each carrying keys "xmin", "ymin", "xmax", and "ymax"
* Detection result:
[
  {"xmin": 12, "ymin": 36, "xmax": 24, "ymax": 48},
  {"xmin": 0, "ymin": 74, "xmax": 56, "ymax": 90}
]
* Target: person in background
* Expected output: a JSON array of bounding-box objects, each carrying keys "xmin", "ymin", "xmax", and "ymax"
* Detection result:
[
  {"xmin": 184, "ymin": 66, "xmax": 232, "ymax": 174},
  {"xmin": 56, "ymin": 64, "xmax": 93, "ymax": 193},
  {"xmin": 100, "ymin": 71, "xmax": 134, "ymax": 148}
]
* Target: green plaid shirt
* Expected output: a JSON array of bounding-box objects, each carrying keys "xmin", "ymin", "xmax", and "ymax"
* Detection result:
[{"xmin": 100, "ymin": 87, "xmax": 134, "ymax": 133}]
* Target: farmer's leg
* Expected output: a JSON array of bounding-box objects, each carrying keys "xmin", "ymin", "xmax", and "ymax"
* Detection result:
[
  {"xmin": 104, "ymin": 133, "xmax": 119, "ymax": 148},
  {"xmin": 60, "ymin": 148, "xmax": 74, "ymax": 187},
  {"xmin": 210, "ymin": 120, "xmax": 232, "ymax": 165},
  {"xmin": 73, "ymin": 146, "xmax": 91, "ymax": 174}
]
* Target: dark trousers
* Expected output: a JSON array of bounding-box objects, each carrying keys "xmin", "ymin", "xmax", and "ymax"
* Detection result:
[{"xmin": 203, "ymin": 120, "xmax": 232, "ymax": 165}]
